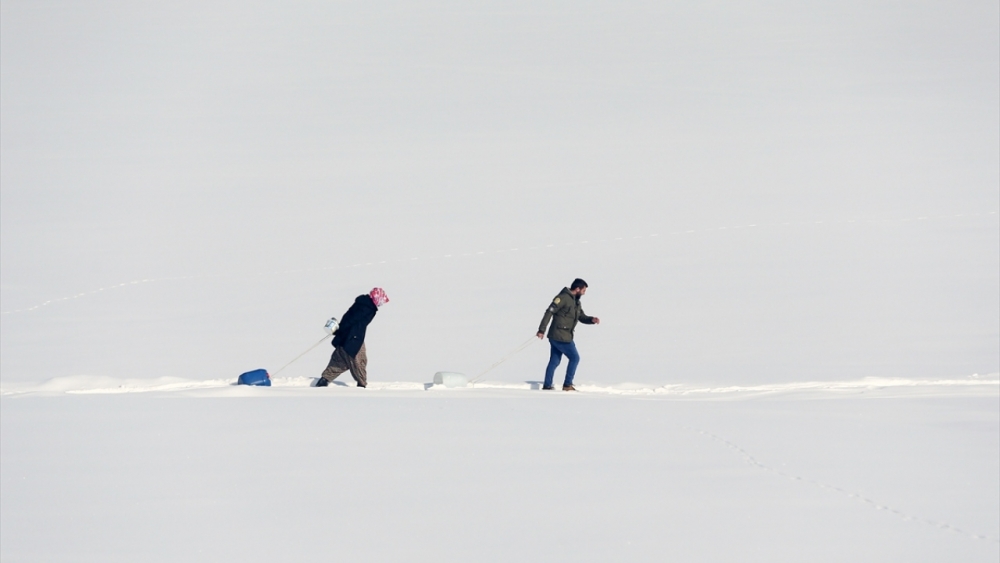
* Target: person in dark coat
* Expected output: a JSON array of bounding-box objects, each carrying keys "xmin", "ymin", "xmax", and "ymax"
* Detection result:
[
  {"xmin": 316, "ymin": 287, "xmax": 389, "ymax": 387},
  {"xmin": 536, "ymin": 278, "xmax": 600, "ymax": 391}
]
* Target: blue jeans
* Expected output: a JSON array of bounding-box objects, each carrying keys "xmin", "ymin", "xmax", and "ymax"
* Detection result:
[{"xmin": 544, "ymin": 340, "xmax": 580, "ymax": 388}]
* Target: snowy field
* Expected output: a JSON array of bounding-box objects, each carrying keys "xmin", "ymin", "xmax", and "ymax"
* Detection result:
[
  {"xmin": 2, "ymin": 377, "xmax": 998, "ymax": 562},
  {"xmin": 2, "ymin": 1, "xmax": 998, "ymax": 561}
]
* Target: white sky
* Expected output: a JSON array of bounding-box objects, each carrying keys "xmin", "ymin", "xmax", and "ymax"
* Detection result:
[{"xmin": 1, "ymin": 1, "xmax": 997, "ymax": 383}]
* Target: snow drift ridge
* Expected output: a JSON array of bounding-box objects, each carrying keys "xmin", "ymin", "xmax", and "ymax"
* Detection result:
[{"xmin": 2, "ymin": 374, "xmax": 996, "ymax": 397}]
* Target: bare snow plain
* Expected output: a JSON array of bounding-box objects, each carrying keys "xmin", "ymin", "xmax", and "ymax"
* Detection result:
[
  {"xmin": 1, "ymin": 378, "xmax": 998, "ymax": 562},
  {"xmin": 2, "ymin": 1, "xmax": 999, "ymax": 561}
]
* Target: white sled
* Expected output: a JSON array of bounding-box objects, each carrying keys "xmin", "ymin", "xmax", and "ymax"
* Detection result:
[{"xmin": 433, "ymin": 372, "xmax": 468, "ymax": 388}]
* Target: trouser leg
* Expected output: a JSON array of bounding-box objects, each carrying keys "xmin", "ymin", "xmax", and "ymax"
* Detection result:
[
  {"xmin": 349, "ymin": 344, "xmax": 368, "ymax": 387},
  {"xmin": 549, "ymin": 340, "xmax": 580, "ymax": 386},
  {"xmin": 544, "ymin": 342, "xmax": 564, "ymax": 388},
  {"xmin": 321, "ymin": 347, "xmax": 350, "ymax": 381},
  {"xmin": 561, "ymin": 341, "xmax": 580, "ymax": 387}
]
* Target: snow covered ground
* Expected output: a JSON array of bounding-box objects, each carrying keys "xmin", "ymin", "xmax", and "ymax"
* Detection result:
[
  {"xmin": 2, "ymin": 377, "xmax": 997, "ymax": 562},
  {"xmin": 2, "ymin": 1, "xmax": 998, "ymax": 561}
]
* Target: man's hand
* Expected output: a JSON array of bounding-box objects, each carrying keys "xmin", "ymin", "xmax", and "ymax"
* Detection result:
[
  {"xmin": 592, "ymin": 318, "xmax": 600, "ymax": 325},
  {"xmin": 536, "ymin": 332, "xmax": 545, "ymax": 339}
]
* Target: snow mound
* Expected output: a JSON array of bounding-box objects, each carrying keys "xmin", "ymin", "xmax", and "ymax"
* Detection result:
[
  {"xmin": 571, "ymin": 376, "xmax": 1000, "ymax": 397},
  {"xmin": 0, "ymin": 375, "xmax": 234, "ymax": 395},
  {"xmin": 3, "ymin": 374, "xmax": 995, "ymax": 397}
]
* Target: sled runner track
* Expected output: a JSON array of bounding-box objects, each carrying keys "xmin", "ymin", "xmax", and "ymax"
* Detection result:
[
  {"xmin": 2, "ymin": 211, "xmax": 996, "ymax": 315},
  {"xmin": 685, "ymin": 425, "xmax": 1000, "ymax": 544}
]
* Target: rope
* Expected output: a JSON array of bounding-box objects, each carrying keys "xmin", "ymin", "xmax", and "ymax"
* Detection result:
[
  {"xmin": 271, "ymin": 335, "xmax": 332, "ymax": 376},
  {"xmin": 470, "ymin": 337, "xmax": 539, "ymax": 384}
]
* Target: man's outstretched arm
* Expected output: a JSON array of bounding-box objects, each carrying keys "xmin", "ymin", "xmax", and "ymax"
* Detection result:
[{"xmin": 579, "ymin": 307, "xmax": 600, "ymax": 325}]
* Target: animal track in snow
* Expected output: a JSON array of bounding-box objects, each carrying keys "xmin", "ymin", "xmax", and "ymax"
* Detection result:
[{"xmin": 685, "ymin": 425, "xmax": 1000, "ymax": 544}]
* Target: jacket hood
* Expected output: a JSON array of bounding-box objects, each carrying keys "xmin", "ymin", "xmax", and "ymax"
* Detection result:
[{"xmin": 560, "ymin": 287, "xmax": 578, "ymax": 300}]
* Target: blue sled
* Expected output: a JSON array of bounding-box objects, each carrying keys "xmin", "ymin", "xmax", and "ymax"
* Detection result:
[{"xmin": 238, "ymin": 369, "xmax": 271, "ymax": 386}]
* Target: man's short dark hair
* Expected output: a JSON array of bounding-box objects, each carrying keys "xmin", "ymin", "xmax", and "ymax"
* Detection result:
[{"xmin": 571, "ymin": 278, "xmax": 588, "ymax": 290}]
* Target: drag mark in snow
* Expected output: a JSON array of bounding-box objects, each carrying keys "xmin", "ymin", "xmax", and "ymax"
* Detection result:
[
  {"xmin": 686, "ymin": 426, "xmax": 1000, "ymax": 544},
  {"xmin": 0, "ymin": 276, "xmax": 207, "ymax": 315},
  {"xmin": 3, "ymin": 211, "xmax": 996, "ymax": 315}
]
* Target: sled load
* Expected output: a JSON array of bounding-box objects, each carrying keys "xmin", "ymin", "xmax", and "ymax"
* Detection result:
[
  {"xmin": 433, "ymin": 371, "xmax": 468, "ymax": 388},
  {"xmin": 237, "ymin": 369, "xmax": 271, "ymax": 386}
]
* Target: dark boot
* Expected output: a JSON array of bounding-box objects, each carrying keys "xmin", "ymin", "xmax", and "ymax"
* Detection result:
[
  {"xmin": 315, "ymin": 377, "xmax": 329, "ymax": 387},
  {"xmin": 542, "ymin": 386, "xmax": 555, "ymax": 390}
]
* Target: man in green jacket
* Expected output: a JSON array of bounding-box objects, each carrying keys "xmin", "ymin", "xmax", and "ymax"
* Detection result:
[{"xmin": 536, "ymin": 278, "xmax": 600, "ymax": 391}]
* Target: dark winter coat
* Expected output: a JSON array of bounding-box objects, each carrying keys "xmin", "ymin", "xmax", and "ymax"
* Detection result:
[
  {"xmin": 332, "ymin": 294, "xmax": 378, "ymax": 357},
  {"xmin": 538, "ymin": 287, "xmax": 595, "ymax": 343}
]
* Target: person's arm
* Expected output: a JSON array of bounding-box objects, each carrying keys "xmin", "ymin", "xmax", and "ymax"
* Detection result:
[
  {"xmin": 341, "ymin": 306, "xmax": 377, "ymax": 357},
  {"xmin": 578, "ymin": 307, "xmax": 600, "ymax": 325},
  {"xmin": 537, "ymin": 299, "xmax": 559, "ymax": 338},
  {"xmin": 331, "ymin": 304, "xmax": 355, "ymax": 345}
]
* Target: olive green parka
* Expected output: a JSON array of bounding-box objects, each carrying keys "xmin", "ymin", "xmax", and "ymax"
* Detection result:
[{"xmin": 538, "ymin": 287, "xmax": 595, "ymax": 343}]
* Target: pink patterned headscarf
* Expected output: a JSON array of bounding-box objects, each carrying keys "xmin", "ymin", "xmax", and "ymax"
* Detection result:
[{"xmin": 369, "ymin": 287, "xmax": 389, "ymax": 308}]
